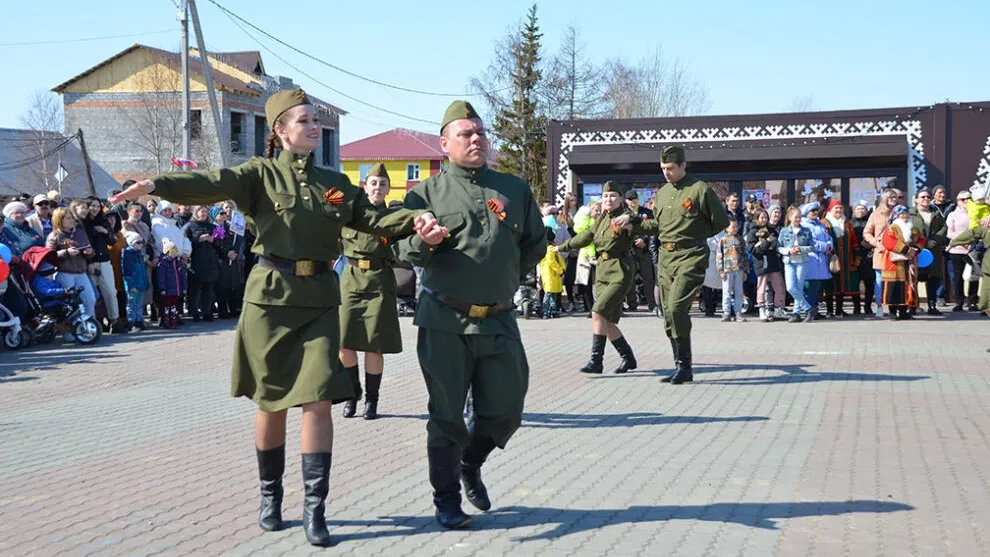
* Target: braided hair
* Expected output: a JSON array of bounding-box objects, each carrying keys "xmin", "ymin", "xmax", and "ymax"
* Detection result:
[{"xmin": 263, "ymin": 114, "xmax": 288, "ymax": 157}]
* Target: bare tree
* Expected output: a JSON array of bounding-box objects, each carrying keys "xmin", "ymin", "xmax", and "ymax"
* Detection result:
[
  {"xmin": 602, "ymin": 46, "xmax": 711, "ymax": 118},
  {"xmin": 19, "ymin": 90, "xmax": 66, "ymax": 189},
  {"xmin": 788, "ymin": 94, "xmax": 817, "ymax": 113},
  {"xmin": 113, "ymin": 63, "xmax": 186, "ymax": 175},
  {"xmin": 543, "ymin": 25, "xmax": 606, "ymax": 120}
]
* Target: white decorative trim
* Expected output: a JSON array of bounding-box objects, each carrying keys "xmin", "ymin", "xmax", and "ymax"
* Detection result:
[
  {"xmin": 973, "ymin": 135, "xmax": 990, "ymax": 189},
  {"xmin": 554, "ymin": 119, "xmax": 925, "ymax": 203}
]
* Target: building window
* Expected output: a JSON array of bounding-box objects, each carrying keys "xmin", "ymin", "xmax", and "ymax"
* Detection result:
[
  {"xmin": 406, "ymin": 163, "xmax": 420, "ymax": 181},
  {"xmin": 797, "ymin": 178, "xmax": 840, "ymax": 205},
  {"xmin": 254, "ymin": 115, "xmax": 267, "ymax": 156},
  {"xmin": 322, "ymin": 128, "xmax": 336, "ymax": 167},
  {"xmin": 230, "ymin": 112, "xmax": 245, "ymax": 154},
  {"xmin": 359, "ymin": 163, "xmax": 373, "ymax": 183},
  {"xmin": 190, "ymin": 110, "xmax": 202, "ymax": 139}
]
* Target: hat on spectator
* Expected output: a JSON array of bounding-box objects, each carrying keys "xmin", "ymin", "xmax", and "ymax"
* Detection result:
[
  {"xmin": 3, "ymin": 201, "xmax": 27, "ymax": 218},
  {"xmin": 162, "ymin": 237, "xmax": 177, "ymax": 255},
  {"xmin": 957, "ymin": 190, "xmax": 972, "ymax": 201},
  {"xmin": 799, "ymin": 201, "xmax": 820, "ymax": 217},
  {"xmin": 855, "ymin": 199, "xmax": 869, "ymax": 208},
  {"xmin": 624, "ymin": 189, "xmax": 639, "ymax": 200},
  {"xmin": 888, "ymin": 204, "xmax": 909, "ymax": 223},
  {"xmin": 746, "ymin": 194, "xmax": 759, "ymax": 203},
  {"xmin": 970, "ymin": 183, "xmax": 988, "ymax": 200},
  {"xmin": 33, "ymin": 194, "xmax": 48, "ymax": 206},
  {"xmin": 825, "ymin": 199, "xmax": 842, "ymax": 214},
  {"xmin": 124, "ymin": 230, "xmax": 143, "ymax": 249},
  {"xmin": 157, "ymin": 200, "xmax": 174, "ymax": 214},
  {"xmin": 46, "ymin": 190, "xmax": 61, "ymax": 201}
]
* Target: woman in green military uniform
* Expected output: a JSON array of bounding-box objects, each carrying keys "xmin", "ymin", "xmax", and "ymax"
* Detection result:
[
  {"xmin": 339, "ymin": 163, "xmax": 400, "ymax": 420},
  {"xmin": 110, "ymin": 89, "xmax": 443, "ymax": 547},
  {"xmin": 555, "ymin": 181, "xmax": 639, "ymax": 375}
]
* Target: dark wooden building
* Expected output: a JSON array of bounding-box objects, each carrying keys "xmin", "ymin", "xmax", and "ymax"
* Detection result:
[{"xmin": 547, "ymin": 102, "xmax": 990, "ymax": 209}]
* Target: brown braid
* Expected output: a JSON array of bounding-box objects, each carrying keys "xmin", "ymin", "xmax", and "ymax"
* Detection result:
[{"xmin": 264, "ymin": 130, "xmax": 282, "ymax": 158}]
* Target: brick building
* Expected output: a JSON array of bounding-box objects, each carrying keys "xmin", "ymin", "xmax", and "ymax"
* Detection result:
[{"xmin": 52, "ymin": 44, "xmax": 346, "ymax": 182}]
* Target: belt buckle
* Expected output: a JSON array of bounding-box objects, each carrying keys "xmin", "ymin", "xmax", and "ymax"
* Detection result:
[
  {"xmin": 295, "ymin": 260, "xmax": 316, "ymax": 277},
  {"xmin": 468, "ymin": 304, "xmax": 489, "ymax": 319},
  {"xmin": 600, "ymin": 252, "xmax": 610, "ymax": 260},
  {"xmin": 358, "ymin": 259, "xmax": 371, "ymax": 270},
  {"xmin": 662, "ymin": 242, "xmax": 676, "ymax": 252}
]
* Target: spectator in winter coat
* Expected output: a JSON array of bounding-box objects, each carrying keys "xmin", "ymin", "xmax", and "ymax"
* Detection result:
[
  {"xmin": 26, "ymin": 194, "xmax": 54, "ymax": 239},
  {"xmin": 946, "ymin": 190, "xmax": 979, "ymax": 312},
  {"xmin": 156, "ymin": 237, "xmax": 188, "ymax": 329},
  {"xmin": 122, "ymin": 231, "xmax": 150, "ymax": 330},
  {"xmin": 2, "ymin": 202, "xmax": 44, "ymax": 258},
  {"xmin": 213, "ymin": 209, "xmax": 244, "ymax": 318},
  {"xmin": 79, "ymin": 197, "xmax": 121, "ymax": 330},
  {"xmin": 184, "ymin": 205, "xmax": 221, "ymax": 322},
  {"xmin": 45, "ymin": 207, "xmax": 97, "ymax": 319},
  {"xmin": 151, "ymin": 201, "xmax": 192, "ymax": 259},
  {"xmin": 864, "ymin": 186, "xmax": 903, "ymax": 319},
  {"xmin": 801, "ymin": 201, "xmax": 834, "ymax": 319},
  {"xmin": 746, "ymin": 208, "xmax": 785, "ymax": 321}
]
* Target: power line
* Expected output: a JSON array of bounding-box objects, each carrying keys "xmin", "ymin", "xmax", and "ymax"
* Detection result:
[
  {"xmin": 0, "ymin": 29, "xmax": 174, "ymax": 47},
  {"xmin": 220, "ymin": 11, "xmax": 441, "ymax": 127},
  {"xmin": 204, "ymin": 0, "xmax": 483, "ymax": 98},
  {"xmin": 0, "ymin": 134, "xmax": 78, "ymax": 172}
]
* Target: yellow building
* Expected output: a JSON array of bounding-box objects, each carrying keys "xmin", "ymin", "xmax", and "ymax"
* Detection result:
[{"xmin": 340, "ymin": 129, "xmax": 447, "ymax": 205}]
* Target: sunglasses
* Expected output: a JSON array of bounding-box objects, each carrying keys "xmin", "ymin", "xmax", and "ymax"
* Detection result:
[{"xmin": 35, "ymin": 201, "xmax": 51, "ymax": 207}]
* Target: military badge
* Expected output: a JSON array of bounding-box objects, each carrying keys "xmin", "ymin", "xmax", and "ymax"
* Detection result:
[
  {"xmin": 323, "ymin": 188, "xmax": 344, "ymax": 205},
  {"xmin": 380, "ymin": 236, "xmax": 389, "ymax": 246},
  {"xmin": 487, "ymin": 198, "xmax": 507, "ymax": 222},
  {"xmin": 682, "ymin": 197, "xmax": 693, "ymax": 212},
  {"xmin": 610, "ymin": 221, "xmax": 620, "ymax": 236}
]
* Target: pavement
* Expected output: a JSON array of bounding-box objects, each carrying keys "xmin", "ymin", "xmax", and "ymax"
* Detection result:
[{"xmin": 1, "ymin": 308, "xmax": 989, "ymax": 557}]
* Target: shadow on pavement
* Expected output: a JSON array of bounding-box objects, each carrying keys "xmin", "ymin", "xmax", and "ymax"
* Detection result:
[
  {"xmin": 521, "ymin": 412, "xmax": 768, "ymax": 429},
  {"xmin": 595, "ymin": 362, "xmax": 929, "ymax": 385},
  {"xmin": 326, "ymin": 500, "xmax": 913, "ymax": 545}
]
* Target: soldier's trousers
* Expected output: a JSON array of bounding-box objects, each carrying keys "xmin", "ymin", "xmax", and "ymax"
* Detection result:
[
  {"xmin": 418, "ymin": 328, "xmax": 529, "ymax": 449},
  {"xmin": 657, "ymin": 246, "xmax": 709, "ymax": 339},
  {"xmin": 626, "ymin": 252, "xmax": 657, "ymax": 309}
]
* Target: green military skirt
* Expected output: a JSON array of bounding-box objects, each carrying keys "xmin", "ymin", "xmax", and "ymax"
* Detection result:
[
  {"xmin": 592, "ymin": 257, "xmax": 635, "ymax": 323},
  {"xmin": 339, "ymin": 263, "xmax": 402, "ymax": 354},
  {"xmin": 232, "ymin": 302, "xmax": 354, "ymax": 412}
]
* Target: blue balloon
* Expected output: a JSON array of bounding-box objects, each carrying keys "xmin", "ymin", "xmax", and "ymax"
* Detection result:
[
  {"xmin": 917, "ymin": 248, "xmax": 934, "ymax": 269},
  {"xmin": 0, "ymin": 243, "xmax": 11, "ymax": 264}
]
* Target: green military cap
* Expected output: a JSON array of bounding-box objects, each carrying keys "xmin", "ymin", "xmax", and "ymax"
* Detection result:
[
  {"xmin": 602, "ymin": 181, "xmax": 625, "ymax": 195},
  {"xmin": 266, "ymin": 88, "xmax": 312, "ymax": 129},
  {"xmin": 366, "ymin": 163, "xmax": 390, "ymax": 181},
  {"xmin": 440, "ymin": 100, "xmax": 481, "ymax": 134},
  {"xmin": 660, "ymin": 146, "xmax": 687, "ymax": 164}
]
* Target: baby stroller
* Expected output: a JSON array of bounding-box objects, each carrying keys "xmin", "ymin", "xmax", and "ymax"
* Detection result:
[
  {"xmin": 394, "ymin": 263, "xmax": 417, "ymax": 317},
  {"xmin": 0, "ymin": 273, "xmax": 30, "ymax": 350},
  {"xmin": 20, "ymin": 246, "xmax": 102, "ymax": 345},
  {"xmin": 514, "ymin": 270, "xmax": 541, "ymax": 319}
]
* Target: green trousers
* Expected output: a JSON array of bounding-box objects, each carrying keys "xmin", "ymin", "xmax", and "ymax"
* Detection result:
[
  {"xmin": 657, "ymin": 246, "xmax": 709, "ymax": 339},
  {"xmin": 417, "ymin": 328, "xmax": 529, "ymax": 449}
]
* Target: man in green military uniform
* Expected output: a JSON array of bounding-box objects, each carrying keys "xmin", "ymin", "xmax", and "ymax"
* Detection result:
[
  {"xmin": 948, "ymin": 224, "xmax": 990, "ymax": 318},
  {"xmin": 393, "ymin": 100, "xmax": 547, "ymax": 529},
  {"xmin": 555, "ymin": 181, "xmax": 639, "ymax": 375},
  {"xmin": 613, "ymin": 146, "xmax": 729, "ymax": 384},
  {"xmin": 339, "ymin": 163, "xmax": 402, "ymax": 420}
]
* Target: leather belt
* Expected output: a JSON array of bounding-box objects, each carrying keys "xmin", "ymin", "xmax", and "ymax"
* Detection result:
[
  {"xmin": 660, "ymin": 239, "xmax": 706, "ymax": 252},
  {"xmin": 426, "ymin": 289, "xmax": 514, "ymax": 319},
  {"xmin": 257, "ymin": 255, "xmax": 330, "ymax": 277},
  {"xmin": 598, "ymin": 250, "xmax": 627, "ymax": 261},
  {"xmin": 346, "ymin": 258, "xmax": 386, "ymax": 271}
]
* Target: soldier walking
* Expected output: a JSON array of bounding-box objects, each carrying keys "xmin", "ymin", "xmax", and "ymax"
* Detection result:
[
  {"xmin": 393, "ymin": 101, "xmax": 546, "ymax": 529},
  {"xmin": 339, "ymin": 163, "xmax": 402, "ymax": 420},
  {"xmin": 613, "ymin": 147, "xmax": 729, "ymax": 384},
  {"xmin": 623, "ymin": 189, "xmax": 659, "ymax": 314},
  {"xmin": 556, "ymin": 181, "xmax": 639, "ymax": 374}
]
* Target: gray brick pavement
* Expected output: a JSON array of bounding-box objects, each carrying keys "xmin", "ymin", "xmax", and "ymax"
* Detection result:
[{"xmin": 1, "ymin": 312, "xmax": 988, "ymax": 556}]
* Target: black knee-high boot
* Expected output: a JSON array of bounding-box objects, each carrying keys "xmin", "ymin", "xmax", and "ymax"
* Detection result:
[
  {"xmin": 580, "ymin": 334, "xmax": 606, "ymax": 374},
  {"xmin": 610, "ymin": 336, "xmax": 637, "ymax": 374},
  {"xmin": 461, "ymin": 434, "xmax": 497, "ymax": 511},
  {"xmin": 257, "ymin": 445, "xmax": 284, "ymax": 532},
  {"xmin": 301, "ymin": 453, "xmax": 332, "ymax": 546},
  {"xmin": 363, "ymin": 372, "xmax": 382, "ymax": 420},
  {"xmin": 342, "ymin": 365, "xmax": 361, "ymax": 418}
]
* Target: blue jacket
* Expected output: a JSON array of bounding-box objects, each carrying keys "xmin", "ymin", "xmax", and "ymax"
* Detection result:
[
  {"xmin": 31, "ymin": 273, "xmax": 65, "ymax": 300},
  {"xmin": 777, "ymin": 225, "xmax": 815, "ymax": 265},
  {"xmin": 122, "ymin": 247, "xmax": 149, "ymax": 293},
  {"xmin": 802, "ymin": 218, "xmax": 834, "ymax": 280},
  {"xmin": 156, "ymin": 256, "xmax": 188, "ymax": 296},
  {"xmin": 2, "ymin": 217, "xmax": 45, "ymax": 257}
]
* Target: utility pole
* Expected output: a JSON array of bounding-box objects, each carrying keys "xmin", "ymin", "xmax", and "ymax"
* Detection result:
[
  {"xmin": 77, "ymin": 129, "xmax": 97, "ymax": 197},
  {"xmin": 179, "ymin": 0, "xmax": 191, "ymax": 160},
  {"xmin": 188, "ymin": 0, "xmax": 230, "ymax": 167}
]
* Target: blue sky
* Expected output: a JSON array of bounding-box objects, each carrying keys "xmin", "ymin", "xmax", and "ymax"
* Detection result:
[{"xmin": 1, "ymin": 0, "xmax": 985, "ymax": 144}]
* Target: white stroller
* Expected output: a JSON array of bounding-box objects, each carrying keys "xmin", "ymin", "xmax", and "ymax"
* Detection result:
[{"xmin": 0, "ymin": 278, "xmax": 29, "ymax": 350}]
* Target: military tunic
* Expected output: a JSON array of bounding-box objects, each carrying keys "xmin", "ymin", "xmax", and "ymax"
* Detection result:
[
  {"xmin": 633, "ymin": 174, "xmax": 729, "ymax": 338},
  {"xmin": 949, "ymin": 225, "xmax": 990, "ymax": 312},
  {"xmin": 392, "ymin": 164, "xmax": 546, "ymax": 449},
  {"xmin": 558, "ymin": 207, "xmax": 637, "ymax": 323},
  {"xmin": 151, "ymin": 150, "xmax": 424, "ymax": 412},
  {"xmin": 339, "ymin": 215, "xmax": 401, "ymax": 354}
]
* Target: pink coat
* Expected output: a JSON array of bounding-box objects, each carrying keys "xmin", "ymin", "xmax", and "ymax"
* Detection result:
[{"xmin": 946, "ymin": 206, "xmax": 972, "ymax": 255}]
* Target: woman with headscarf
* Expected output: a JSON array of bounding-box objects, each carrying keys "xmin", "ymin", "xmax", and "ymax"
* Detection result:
[
  {"xmin": 822, "ymin": 199, "xmax": 861, "ymax": 316},
  {"xmin": 881, "ymin": 205, "xmax": 920, "ymax": 319},
  {"xmin": 109, "ymin": 89, "xmax": 438, "ymax": 546},
  {"xmin": 2, "ymin": 202, "xmax": 45, "ymax": 257}
]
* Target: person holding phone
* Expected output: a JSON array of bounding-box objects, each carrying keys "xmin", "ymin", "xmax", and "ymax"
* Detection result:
[{"xmin": 45, "ymin": 207, "xmax": 98, "ymax": 320}]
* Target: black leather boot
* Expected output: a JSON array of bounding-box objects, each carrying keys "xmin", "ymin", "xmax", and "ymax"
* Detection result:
[
  {"xmin": 301, "ymin": 452, "xmax": 332, "ymax": 546},
  {"xmin": 363, "ymin": 372, "xmax": 382, "ymax": 420},
  {"xmin": 460, "ymin": 435, "xmax": 497, "ymax": 511},
  {"xmin": 342, "ymin": 365, "xmax": 361, "ymax": 418},
  {"xmin": 660, "ymin": 337, "xmax": 679, "ymax": 383},
  {"xmin": 257, "ymin": 445, "xmax": 284, "ymax": 532},
  {"xmin": 610, "ymin": 336, "xmax": 637, "ymax": 374},
  {"xmin": 580, "ymin": 334, "xmax": 606, "ymax": 374},
  {"xmin": 927, "ymin": 299, "xmax": 943, "ymax": 316},
  {"xmin": 668, "ymin": 337, "xmax": 694, "ymax": 385},
  {"xmin": 428, "ymin": 446, "xmax": 472, "ymax": 529}
]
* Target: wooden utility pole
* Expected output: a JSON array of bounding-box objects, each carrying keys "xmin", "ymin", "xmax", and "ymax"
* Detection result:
[
  {"xmin": 188, "ymin": 0, "xmax": 229, "ymax": 167},
  {"xmin": 76, "ymin": 129, "xmax": 97, "ymax": 196},
  {"xmin": 179, "ymin": 0, "xmax": 191, "ymax": 160}
]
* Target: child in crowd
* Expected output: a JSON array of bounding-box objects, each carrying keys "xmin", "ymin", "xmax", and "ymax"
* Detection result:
[
  {"xmin": 156, "ymin": 237, "xmax": 188, "ymax": 329},
  {"xmin": 122, "ymin": 231, "xmax": 149, "ymax": 330},
  {"xmin": 539, "ymin": 227, "xmax": 565, "ymax": 319},
  {"xmin": 717, "ymin": 219, "xmax": 749, "ymax": 322},
  {"xmin": 881, "ymin": 205, "xmax": 920, "ymax": 320}
]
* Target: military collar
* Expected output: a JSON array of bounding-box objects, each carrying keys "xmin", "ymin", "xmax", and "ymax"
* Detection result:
[
  {"xmin": 672, "ymin": 174, "xmax": 698, "ymax": 188},
  {"xmin": 448, "ymin": 163, "xmax": 489, "ymax": 181},
  {"xmin": 606, "ymin": 206, "xmax": 626, "ymax": 218},
  {"xmin": 277, "ymin": 149, "xmax": 313, "ymax": 171}
]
